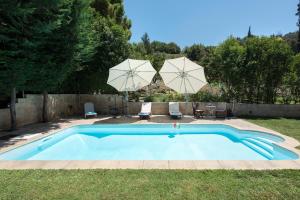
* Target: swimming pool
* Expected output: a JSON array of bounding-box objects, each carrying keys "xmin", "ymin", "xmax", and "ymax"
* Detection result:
[{"xmin": 0, "ymin": 124, "xmax": 298, "ymax": 160}]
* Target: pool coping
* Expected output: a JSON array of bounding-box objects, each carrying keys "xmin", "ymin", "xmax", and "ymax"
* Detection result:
[
  {"xmin": 0, "ymin": 160, "xmax": 299, "ymax": 170},
  {"xmin": 0, "ymin": 116, "xmax": 299, "ymax": 170}
]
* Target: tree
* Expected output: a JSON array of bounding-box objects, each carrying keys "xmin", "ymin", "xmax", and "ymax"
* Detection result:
[
  {"xmin": 0, "ymin": 0, "xmax": 40, "ymax": 130},
  {"xmin": 296, "ymin": 0, "xmax": 300, "ymax": 52},
  {"xmin": 283, "ymin": 53, "xmax": 300, "ymax": 103},
  {"xmin": 247, "ymin": 26, "xmax": 253, "ymax": 37},
  {"xmin": 91, "ymin": 0, "xmax": 110, "ymax": 17},
  {"xmin": 282, "ymin": 31, "xmax": 298, "ymax": 53},
  {"xmin": 25, "ymin": 0, "xmax": 83, "ymax": 122},
  {"xmin": 183, "ymin": 44, "xmax": 209, "ymax": 64},
  {"xmin": 209, "ymin": 37, "xmax": 246, "ymax": 102},
  {"xmin": 151, "ymin": 41, "xmax": 180, "ymax": 54},
  {"xmin": 61, "ymin": 0, "xmax": 131, "ymax": 94},
  {"xmin": 209, "ymin": 36, "xmax": 292, "ymax": 104},
  {"xmin": 141, "ymin": 33, "xmax": 152, "ymax": 54},
  {"xmin": 166, "ymin": 42, "xmax": 181, "ymax": 54},
  {"xmin": 258, "ymin": 37, "xmax": 292, "ymax": 103}
]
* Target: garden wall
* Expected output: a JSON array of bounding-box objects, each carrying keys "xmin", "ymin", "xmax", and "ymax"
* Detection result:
[
  {"xmin": 231, "ymin": 103, "xmax": 300, "ymax": 118},
  {"xmin": 0, "ymin": 95, "xmax": 43, "ymax": 130},
  {"xmin": 131, "ymin": 102, "xmax": 227, "ymax": 115},
  {"xmin": 0, "ymin": 94, "xmax": 124, "ymax": 130},
  {"xmin": 1, "ymin": 94, "xmax": 300, "ymax": 130}
]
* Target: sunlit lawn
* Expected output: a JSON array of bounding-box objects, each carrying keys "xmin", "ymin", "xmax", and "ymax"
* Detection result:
[{"xmin": 0, "ymin": 170, "xmax": 300, "ymax": 200}]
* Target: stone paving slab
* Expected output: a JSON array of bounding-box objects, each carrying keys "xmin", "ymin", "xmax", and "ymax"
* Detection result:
[{"xmin": 0, "ymin": 160, "xmax": 300, "ymax": 170}]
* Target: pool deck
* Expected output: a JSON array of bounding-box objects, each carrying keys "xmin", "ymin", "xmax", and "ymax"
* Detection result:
[{"xmin": 0, "ymin": 115, "xmax": 299, "ymax": 170}]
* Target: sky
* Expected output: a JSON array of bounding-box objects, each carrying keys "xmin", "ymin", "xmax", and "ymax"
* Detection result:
[{"xmin": 124, "ymin": 0, "xmax": 298, "ymax": 48}]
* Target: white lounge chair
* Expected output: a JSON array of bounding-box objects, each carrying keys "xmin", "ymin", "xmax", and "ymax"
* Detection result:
[
  {"xmin": 84, "ymin": 102, "xmax": 97, "ymax": 118},
  {"xmin": 169, "ymin": 102, "xmax": 182, "ymax": 119},
  {"xmin": 138, "ymin": 102, "xmax": 152, "ymax": 119}
]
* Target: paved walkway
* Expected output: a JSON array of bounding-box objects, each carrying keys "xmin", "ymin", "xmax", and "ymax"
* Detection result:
[{"xmin": 0, "ymin": 116, "xmax": 299, "ymax": 170}]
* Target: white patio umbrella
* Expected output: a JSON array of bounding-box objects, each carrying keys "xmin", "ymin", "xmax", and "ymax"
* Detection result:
[
  {"xmin": 107, "ymin": 59, "xmax": 156, "ymax": 115},
  {"xmin": 159, "ymin": 57, "xmax": 208, "ymax": 113}
]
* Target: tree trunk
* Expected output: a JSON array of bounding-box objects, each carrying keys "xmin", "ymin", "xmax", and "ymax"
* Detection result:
[
  {"xmin": 10, "ymin": 87, "xmax": 17, "ymax": 131},
  {"xmin": 42, "ymin": 90, "xmax": 48, "ymax": 122}
]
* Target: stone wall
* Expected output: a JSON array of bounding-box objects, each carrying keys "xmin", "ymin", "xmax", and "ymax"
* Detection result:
[
  {"xmin": 0, "ymin": 95, "xmax": 43, "ymax": 130},
  {"xmin": 0, "ymin": 94, "xmax": 125, "ymax": 130},
  {"xmin": 1, "ymin": 94, "xmax": 300, "ymax": 130},
  {"xmin": 231, "ymin": 103, "xmax": 300, "ymax": 118},
  {"xmin": 129, "ymin": 102, "xmax": 227, "ymax": 115},
  {"xmin": 79, "ymin": 94, "xmax": 124, "ymax": 115}
]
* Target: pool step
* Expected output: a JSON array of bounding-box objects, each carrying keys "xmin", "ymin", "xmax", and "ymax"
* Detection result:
[
  {"xmin": 242, "ymin": 138, "xmax": 274, "ymax": 160},
  {"xmin": 252, "ymin": 137, "xmax": 274, "ymax": 146},
  {"xmin": 244, "ymin": 138, "xmax": 274, "ymax": 155}
]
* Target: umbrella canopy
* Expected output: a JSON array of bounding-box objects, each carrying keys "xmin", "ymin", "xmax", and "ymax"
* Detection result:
[
  {"xmin": 107, "ymin": 59, "xmax": 156, "ymax": 92},
  {"xmin": 159, "ymin": 57, "xmax": 207, "ymax": 94}
]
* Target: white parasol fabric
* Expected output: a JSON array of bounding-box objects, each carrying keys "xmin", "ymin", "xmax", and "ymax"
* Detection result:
[
  {"xmin": 107, "ymin": 59, "xmax": 156, "ymax": 92},
  {"xmin": 159, "ymin": 57, "xmax": 207, "ymax": 94}
]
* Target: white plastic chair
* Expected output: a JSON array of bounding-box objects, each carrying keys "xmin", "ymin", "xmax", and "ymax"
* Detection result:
[
  {"xmin": 138, "ymin": 102, "xmax": 152, "ymax": 119},
  {"xmin": 169, "ymin": 102, "xmax": 182, "ymax": 119},
  {"xmin": 84, "ymin": 102, "xmax": 97, "ymax": 118}
]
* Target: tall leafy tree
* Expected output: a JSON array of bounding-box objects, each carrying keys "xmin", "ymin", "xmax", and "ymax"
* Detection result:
[
  {"xmin": 209, "ymin": 37, "xmax": 246, "ymax": 101},
  {"xmin": 210, "ymin": 36, "xmax": 292, "ymax": 103},
  {"xmin": 258, "ymin": 37, "xmax": 292, "ymax": 103},
  {"xmin": 61, "ymin": 0, "xmax": 131, "ymax": 94},
  {"xmin": 0, "ymin": 0, "xmax": 39, "ymax": 130},
  {"xmin": 280, "ymin": 54, "xmax": 300, "ymax": 104},
  {"xmin": 288, "ymin": 54, "xmax": 300, "ymax": 103},
  {"xmin": 26, "ymin": 0, "xmax": 82, "ymax": 122}
]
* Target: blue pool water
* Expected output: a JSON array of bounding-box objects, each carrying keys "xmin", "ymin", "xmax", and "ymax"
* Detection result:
[{"xmin": 0, "ymin": 124, "xmax": 298, "ymax": 160}]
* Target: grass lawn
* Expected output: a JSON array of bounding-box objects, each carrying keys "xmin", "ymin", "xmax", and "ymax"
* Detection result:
[
  {"xmin": 0, "ymin": 170, "xmax": 300, "ymax": 200},
  {"xmin": 246, "ymin": 118, "xmax": 300, "ymax": 148}
]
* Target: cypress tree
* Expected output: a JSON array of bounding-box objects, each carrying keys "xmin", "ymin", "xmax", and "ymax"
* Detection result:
[
  {"xmin": 247, "ymin": 26, "xmax": 253, "ymax": 37},
  {"xmin": 141, "ymin": 33, "xmax": 152, "ymax": 54}
]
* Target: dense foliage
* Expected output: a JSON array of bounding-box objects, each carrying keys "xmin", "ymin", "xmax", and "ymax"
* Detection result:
[
  {"xmin": 130, "ymin": 33, "xmax": 182, "ymax": 72},
  {"xmin": 131, "ymin": 33, "xmax": 298, "ymax": 104},
  {"xmin": 0, "ymin": 0, "xmax": 131, "ymax": 94},
  {"xmin": 208, "ymin": 36, "xmax": 293, "ymax": 104},
  {"xmin": 0, "ymin": 0, "xmax": 131, "ymax": 128}
]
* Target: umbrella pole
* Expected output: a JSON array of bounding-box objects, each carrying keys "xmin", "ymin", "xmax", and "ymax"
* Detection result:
[
  {"xmin": 184, "ymin": 93, "xmax": 189, "ymax": 116},
  {"xmin": 125, "ymin": 90, "xmax": 130, "ymax": 117}
]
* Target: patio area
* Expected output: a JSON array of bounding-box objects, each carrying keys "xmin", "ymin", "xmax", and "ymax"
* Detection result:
[{"xmin": 0, "ymin": 116, "xmax": 299, "ymax": 170}]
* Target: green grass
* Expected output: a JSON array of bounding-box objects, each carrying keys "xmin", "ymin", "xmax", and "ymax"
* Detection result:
[
  {"xmin": 0, "ymin": 170, "xmax": 300, "ymax": 200},
  {"xmin": 246, "ymin": 118, "xmax": 300, "ymax": 148}
]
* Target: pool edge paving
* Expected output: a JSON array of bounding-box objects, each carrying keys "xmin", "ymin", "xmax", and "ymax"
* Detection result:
[{"xmin": 0, "ymin": 160, "xmax": 300, "ymax": 170}]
